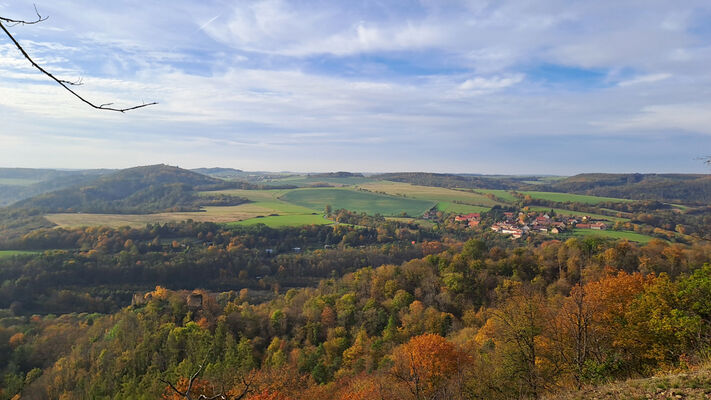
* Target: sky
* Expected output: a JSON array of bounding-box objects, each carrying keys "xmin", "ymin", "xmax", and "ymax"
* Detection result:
[{"xmin": 0, "ymin": 0, "xmax": 710, "ymax": 174}]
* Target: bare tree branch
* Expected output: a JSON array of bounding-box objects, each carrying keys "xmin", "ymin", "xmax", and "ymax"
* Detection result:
[
  {"xmin": 161, "ymin": 354, "xmax": 254, "ymax": 400},
  {"xmin": 0, "ymin": 7, "xmax": 157, "ymax": 112},
  {"xmin": 0, "ymin": 4, "xmax": 47, "ymax": 25},
  {"xmin": 231, "ymin": 372, "xmax": 255, "ymax": 400},
  {"xmin": 161, "ymin": 377, "xmax": 189, "ymax": 399}
]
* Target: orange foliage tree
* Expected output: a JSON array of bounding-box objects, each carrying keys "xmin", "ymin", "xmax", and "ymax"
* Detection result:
[
  {"xmin": 246, "ymin": 389, "xmax": 295, "ymax": 400},
  {"xmin": 390, "ymin": 333, "xmax": 468, "ymax": 400},
  {"xmin": 551, "ymin": 269, "xmax": 650, "ymax": 385}
]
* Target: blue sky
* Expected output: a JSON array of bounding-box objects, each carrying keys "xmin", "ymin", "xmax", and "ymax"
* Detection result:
[{"xmin": 1, "ymin": 0, "xmax": 710, "ymax": 174}]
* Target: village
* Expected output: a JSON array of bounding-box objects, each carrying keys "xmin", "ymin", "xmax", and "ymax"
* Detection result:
[{"xmin": 454, "ymin": 210, "xmax": 607, "ymax": 239}]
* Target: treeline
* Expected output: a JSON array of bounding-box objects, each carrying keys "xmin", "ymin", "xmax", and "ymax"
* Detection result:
[
  {"xmin": 0, "ymin": 221, "xmax": 429, "ymax": 315},
  {"xmin": 2, "ymin": 237, "xmax": 711, "ymax": 399},
  {"xmin": 545, "ymin": 173, "xmax": 711, "ymax": 204},
  {"xmin": 372, "ymin": 172, "xmax": 523, "ymax": 190}
]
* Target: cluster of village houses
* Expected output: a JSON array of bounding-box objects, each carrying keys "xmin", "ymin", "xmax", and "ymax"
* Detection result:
[{"xmin": 454, "ymin": 211, "xmax": 607, "ymax": 239}]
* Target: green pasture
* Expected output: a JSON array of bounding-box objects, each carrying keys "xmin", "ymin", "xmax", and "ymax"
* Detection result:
[
  {"xmin": 0, "ymin": 178, "xmax": 39, "ymax": 186},
  {"xmin": 436, "ymin": 202, "xmax": 490, "ymax": 214},
  {"xmin": 241, "ymin": 201, "xmax": 318, "ymax": 215},
  {"xmin": 263, "ymin": 176, "xmax": 375, "ymax": 187},
  {"xmin": 227, "ymin": 214, "xmax": 332, "ymax": 228},
  {"xmin": 572, "ymin": 229, "xmax": 656, "ymax": 243},
  {"xmin": 0, "ymin": 250, "xmax": 40, "ymax": 258},
  {"xmin": 280, "ymin": 187, "xmax": 436, "ymax": 217},
  {"xmin": 360, "ymin": 181, "xmax": 502, "ymax": 207},
  {"xmin": 520, "ymin": 191, "xmax": 633, "ymax": 205},
  {"xmin": 198, "ymin": 189, "xmax": 289, "ymax": 202}
]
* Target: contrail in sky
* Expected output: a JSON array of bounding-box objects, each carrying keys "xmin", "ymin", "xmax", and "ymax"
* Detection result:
[{"xmin": 196, "ymin": 14, "xmax": 221, "ymax": 33}]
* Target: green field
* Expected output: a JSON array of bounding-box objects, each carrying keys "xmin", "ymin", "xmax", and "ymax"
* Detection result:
[
  {"xmin": 436, "ymin": 202, "xmax": 490, "ymax": 214},
  {"xmin": 263, "ymin": 176, "xmax": 375, "ymax": 187},
  {"xmin": 280, "ymin": 188, "xmax": 436, "ymax": 216},
  {"xmin": 46, "ymin": 198, "xmax": 322, "ymax": 228},
  {"xmin": 521, "ymin": 191, "xmax": 633, "ymax": 205},
  {"xmin": 0, "ymin": 250, "xmax": 40, "ymax": 258},
  {"xmin": 0, "ymin": 178, "xmax": 40, "ymax": 186},
  {"xmin": 572, "ymin": 229, "xmax": 656, "ymax": 243},
  {"xmin": 528, "ymin": 206, "xmax": 628, "ymax": 222},
  {"xmin": 198, "ymin": 188, "xmax": 290, "ymax": 202},
  {"xmin": 360, "ymin": 182, "xmax": 502, "ymax": 207},
  {"xmin": 227, "ymin": 214, "xmax": 332, "ymax": 228}
]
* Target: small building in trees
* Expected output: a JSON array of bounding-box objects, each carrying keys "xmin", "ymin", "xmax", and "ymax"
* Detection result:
[{"xmin": 187, "ymin": 293, "xmax": 203, "ymax": 310}]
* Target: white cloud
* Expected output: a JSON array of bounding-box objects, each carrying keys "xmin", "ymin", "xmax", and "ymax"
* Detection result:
[
  {"xmin": 600, "ymin": 103, "xmax": 711, "ymax": 135},
  {"xmin": 459, "ymin": 74, "xmax": 524, "ymax": 92},
  {"xmin": 618, "ymin": 73, "xmax": 672, "ymax": 87}
]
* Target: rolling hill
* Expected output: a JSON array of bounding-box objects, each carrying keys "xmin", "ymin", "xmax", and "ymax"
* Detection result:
[
  {"xmin": 545, "ymin": 173, "xmax": 711, "ymax": 203},
  {"xmin": 9, "ymin": 165, "xmax": 231, "ymax": 214},
  {"xmin": 372, "ymin": 172, "xmax": 523, "ymax": 190},
  {"xmin": 0, "ymin": 168, "xmax": 113, "ymax": 206}
]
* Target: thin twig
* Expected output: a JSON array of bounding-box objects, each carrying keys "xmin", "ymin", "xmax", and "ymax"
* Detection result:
[
  {"xmin": 160, "ymin": 378, "xmax": 188, "ymax": 398},
  {"xmin": 0, "ymin": 4, "xmax": 47, "ymax": 25},
  {"xmin": 0, "ymin": 7, "xmax": 156, "ymax": 112}
]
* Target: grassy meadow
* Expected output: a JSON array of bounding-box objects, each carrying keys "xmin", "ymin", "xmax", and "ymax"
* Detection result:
[
  {"xmin": 436, "ymin": 202, "xmax": 490, "ymax": 214},
  {"xmin": 262, "ymin": 176, "xmax": 375, "ymax": 187},
  {"xmin": 0, "ymin": 250, "xmax": 41, "ymax": 258},
  {"xmin": 520, "ymin": 191, "xmax": 633, "ymax": 204},
  {"xmin": 359, "ymin": 182, "xmax": 502, "ymax": 207},
  {"xmin": 0, "ymin": 178, "xmax": 40, "ymax": 186},
  {"xmin": 280, "ymin": 187, "xmax": 436, "ymax": 216},
  {"xmin": 45, "ymin": 202, "xmax": 319, "ymax": 228},
  {"xmin": 227, "ymin": 214, "xmax": 332, "ymax": 228},
  {"xmin": 573, "ymin": 228, "xmax": 657, "ymax": 243}
]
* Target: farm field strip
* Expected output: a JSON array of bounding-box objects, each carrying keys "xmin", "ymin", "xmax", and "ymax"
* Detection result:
[
  {"xmin": 436, "ymin": 202, "xmax": 490, "ymax": 214},
  {"xmin": 263, "ymin": 176, "xmax": 376, "ymax": 186},
  {"xmin": 198, "ymin": 189, "xmax": 290, "ymax": 201},
  {"xmin": 358, "ymin": 181, "xmax": 503, "ymax": 207},
  {"xmin": 0, "ymin": 250, "xmax": 41, "ymax": 258},
  {"xmin": 280, "ymin": 187, "xmax": 436, "ymax": 217},
  {"xmin": 520, "ymin": 191, "xmax": 634, "ymax": 204},
  {"xmin": 227, "ymin": 214, "xmax": 332, "ymax": 228},
  {"xmin": 0, "ymin": 178, "xmax": 41, "ymax": 186},
  {"xmin": 44, "ymin": 201, "xmax": 318, "ymax": 228},
  {"xmin": 572, "ymin": 229, "xmax": 657, "ymax": 243}
]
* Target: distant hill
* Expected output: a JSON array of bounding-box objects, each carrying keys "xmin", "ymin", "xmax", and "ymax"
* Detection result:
[
  {"xmin": 192, "ymin": 167, "xmax": 246, "ymax": 179},
  {"xmin": 372, "ymin": 172, "xmax": 522, "ymax": 190},
  {"xmin": 10, "ymin": 165, "xmax": 231, "ymax": 214},
  {"xmin": 309, "ymin": 171, "xmax": 364, "ymax": 178},
  {"xmin": 0, "ymin": 168, "xmax": 113, "ymax": 206},
  {"xmin": 545, "ymin": 173, "xmax": 711, "ymax": 204}
]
